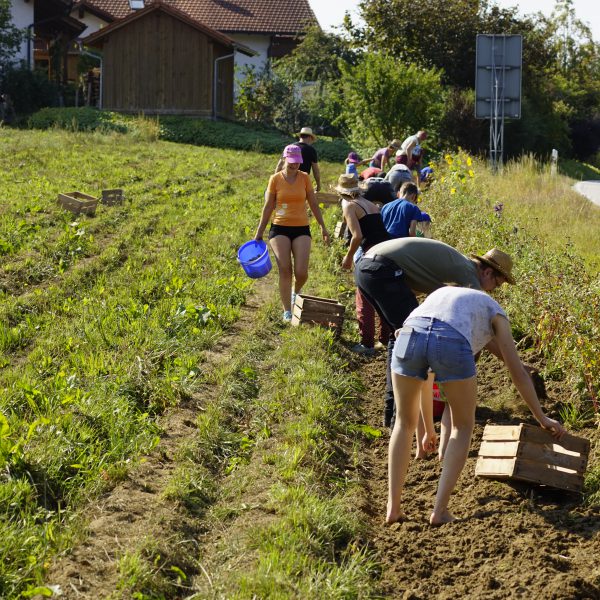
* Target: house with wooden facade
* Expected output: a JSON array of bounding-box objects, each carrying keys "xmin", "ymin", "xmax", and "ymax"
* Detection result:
[{"xmin": 82, "ymin": 2, "xmax": 255, "ymax": 117}]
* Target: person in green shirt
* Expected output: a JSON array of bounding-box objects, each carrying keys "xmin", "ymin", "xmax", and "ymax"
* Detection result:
[{"xmin": 354, "ymin": 238, "xmax": 515, "ymax": 427}]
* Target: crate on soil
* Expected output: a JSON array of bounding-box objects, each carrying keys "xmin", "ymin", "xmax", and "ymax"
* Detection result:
[
  {"xmin": 315, "ymin": 191, "xmax": 340, "ymax": 206},
  {"xmin": 57, "ymin": 191, "xmax": 99, "ymax": 215},
  {"xmin": 333, "ymin": 220, "xmax": 347, "ymax": 239},
  {"xmin": 475, "ymin": 423, "xmax": 590, "ymax": 492},
  {"xmin": 101, "ymin": 188, "xmax": 124, "ymax": 206},
  {"xmin": 291, "ymin": 294, "xmax": 345, "ymax": 334}
]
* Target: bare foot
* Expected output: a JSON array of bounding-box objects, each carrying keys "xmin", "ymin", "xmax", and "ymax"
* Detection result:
[
  {"xmin": 385, "ymin": 511, "xmax": 407, "ymax": 525},
  {"xmin": 429, "ymin": 510, "xmax": 457, "ymax": 525}
]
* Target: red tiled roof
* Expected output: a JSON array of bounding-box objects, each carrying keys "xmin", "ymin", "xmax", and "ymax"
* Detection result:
[
  {"xmin": 83, "ymin": 2, "xmax": 255, "ymax": 54},
  {"xmin": 81, "ymin": 0, "xmax": 318, "ymax": 34}
]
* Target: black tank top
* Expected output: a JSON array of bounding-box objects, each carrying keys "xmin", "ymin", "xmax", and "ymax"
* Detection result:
[{"xmin": 356, "ymin": 204, "xmax": 391, "ymax": 251}]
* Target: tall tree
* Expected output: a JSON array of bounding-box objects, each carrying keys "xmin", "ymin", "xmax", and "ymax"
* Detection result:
[{"xmin": 0, "ymin": 0, "xmax": 23, "ymax": 69}]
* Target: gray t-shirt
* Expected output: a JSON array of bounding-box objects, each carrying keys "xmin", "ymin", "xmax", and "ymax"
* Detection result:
[
  {"xmin": 366, "ymin": 237, "xmax": 481, "ymax": 293},
  {"xmin": 407, "ymin": 287, "xmax": 507, "ymax": 353},
  {"xmin": 384, "ymin": 164, "xmax": 413, "ymax": 192}
]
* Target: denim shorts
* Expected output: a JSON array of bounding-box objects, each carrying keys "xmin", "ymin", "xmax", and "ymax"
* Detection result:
[{"xmin": 391, "ymin": 316, "xmax": 476, "ymax": 383}]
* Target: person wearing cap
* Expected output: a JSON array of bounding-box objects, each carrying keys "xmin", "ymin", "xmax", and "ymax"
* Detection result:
[
  {"xmin": 275, "ymin": 127, "xmax": 321, "ymax": 191},
  {"xmin": 344, "ymin": 152, "xmax": 362, "ymax": 177},
  {"xmin": 387, "ymin": 285, "xmax": 566, "ymax": 526},
  {"xmin": 256, "ymin": 144, "xmax": 329, "ymax": 322},
  {"xmin": 366, "ymin": 139, "xmax": 402, "ymax": 172},
  {"xmin": 355, "ymin": 237, "xmax": 518, "ymax": 428},
  {"xmin": 396, "ymin": 130, "xmax": 428, "ymax": 167},
  {"xmin": 337, "ymin": 173, "xmax": 392, "ymax": 355}
]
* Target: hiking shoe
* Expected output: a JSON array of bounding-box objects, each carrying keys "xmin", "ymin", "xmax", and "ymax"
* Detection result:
[
  {"xmin": 351, "ymin": 343, "xmax": 376, "ymax": 356},
  {"xmin": 283, "ymin": 310, "xmax": 293, "ymax": 322}
]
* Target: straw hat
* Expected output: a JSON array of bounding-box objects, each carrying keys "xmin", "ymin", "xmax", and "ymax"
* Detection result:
[
  {"xmin": 335, "ymin": 173, "xmax": 361, "ymax": 196},
  {"xmin": 390, "ymin": 138, "xmax": 402, "ymax": 149},
  {"xmin": 471, "ymin": 248, "xmax": 515, "ymax": 284},
  {"xmin": 298, "ymin": 126, "xmax": 316, "ymax": 140}
]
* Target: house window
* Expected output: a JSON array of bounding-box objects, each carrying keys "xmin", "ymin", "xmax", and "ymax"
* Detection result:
[{"xmin": 129, "ymin": 0, "xmax": 144, "ymax": 9}]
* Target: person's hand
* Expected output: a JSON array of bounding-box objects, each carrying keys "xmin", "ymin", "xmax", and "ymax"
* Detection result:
[
  {"xmin": 315, "ymin": 183, "xmax": 321, "ymax": 192},
  {"xmin": 341, "ymin": 255, "xmax": 353, "ymax": 271},
  {"xmin": 422, "ymin": 430, "xmax": 438, "ymax": 454},
  {"xmin": 254, "ymin": 232, "xmax": 263, "ymax": 241},
  {"xmin": 539, "ymin": 416, "xmax": 566, "ymax": 440},
  {"xmin": 321, "ymin": 229, "xmax": 330, "ymax": 246}
]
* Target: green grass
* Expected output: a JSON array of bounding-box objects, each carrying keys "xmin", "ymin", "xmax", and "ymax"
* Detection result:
[{"xmin": 25, "ymin": 107, "xmax": 352, "ymax": 161}]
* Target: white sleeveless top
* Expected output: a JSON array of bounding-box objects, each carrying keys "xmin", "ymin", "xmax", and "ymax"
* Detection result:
[{"xmin": 407, "ymin": 287, "xmax": 507, "ymax": 353}]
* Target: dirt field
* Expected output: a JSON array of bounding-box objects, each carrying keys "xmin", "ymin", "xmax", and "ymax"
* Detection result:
[{"xmin": 358, "ymin": 354, "xmax": 600, "ymax": 599}]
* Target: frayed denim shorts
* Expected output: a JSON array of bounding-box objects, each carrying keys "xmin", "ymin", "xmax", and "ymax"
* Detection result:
[{"xmin": 391, "ymin": 316, "xmax": 476, "ymax": 383}]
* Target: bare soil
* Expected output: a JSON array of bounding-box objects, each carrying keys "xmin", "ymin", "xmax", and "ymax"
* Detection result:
[{"xmin": 356, "ymin": 351, "xmax": 600, "ymax": 599}]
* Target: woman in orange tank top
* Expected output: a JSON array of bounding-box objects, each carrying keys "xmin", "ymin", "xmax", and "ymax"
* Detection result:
[{"xmin": 255, "ymin": 144, "xmax": 329, "ymax": 322}]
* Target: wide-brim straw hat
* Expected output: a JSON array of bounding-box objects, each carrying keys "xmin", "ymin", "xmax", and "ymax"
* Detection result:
[
  {"xmin": 335, "ymin": 173, "xmax": 361, "ymax": 196},
  {"xmin": 298, "ymin": 126, "xmax": 316, "ymax": 140},
  {"xmin": 390, "ymin": 138, "xmax": 402, "ymax": 149},
  {"xmin": 471, "ymin": 248, "xmax": 516, "ymax": 284}
]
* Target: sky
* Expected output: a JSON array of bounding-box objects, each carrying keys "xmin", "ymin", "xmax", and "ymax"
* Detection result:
[{"xmin": 308, "ymin": 0, "xmax": 600, "ymax": 42}]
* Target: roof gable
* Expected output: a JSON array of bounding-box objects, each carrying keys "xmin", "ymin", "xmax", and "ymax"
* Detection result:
[
  {"xmin": 82, "ymin": 1, "xmax": 255, "ymax": 55},
  {"xmin": 79, "ymin": 0, "xmax": 318, "ymax": 35}
]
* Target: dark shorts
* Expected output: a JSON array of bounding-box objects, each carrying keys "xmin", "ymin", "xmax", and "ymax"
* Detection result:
[
  {"xmin": 396, "ymin": 154, "xmax": 409, "ymax": 165},
  {"xmin": 269, "ymin": 224, "xmax": 311, "ymax": 241}
]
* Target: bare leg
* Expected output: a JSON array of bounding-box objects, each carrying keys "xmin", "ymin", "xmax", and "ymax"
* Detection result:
[
  {"xmin": 416, "ymin": 372, "xmax": 435, "ymax": 458},
  {"xmin": 290, "ymin": 235, "xmax": 311, "ymax": 294},
  {"xmin": 439, "ymin": 403, "xmax": 452, "ymax": 461},
  {"xmin": 269, "ymin": 236, "xmax": 293, "ymax": 312},
  {"xmin": 387, "ymin": 373, "xmax": 423, "ymax": 524},
  {"xmin": 430, "ymin": 377, "xmax": 477, "ymax": 525}
]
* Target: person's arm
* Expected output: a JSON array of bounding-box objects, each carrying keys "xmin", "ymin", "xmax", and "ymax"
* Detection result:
[
  {"xmin": 305, "ymin": 185, "xmax": 330, "ymax": 244},
  {"xmin": 341, "ymin": 202, "xmax": 363, "ymax": 270},
  {"xmin": 255, "ymin": 190, "xmax": 276, "ymax": 240},
  {"xmin": 274, "ymin": 157, "xmax": 285, "ymax": 173},
  {"xmin": 312, "ymin": 162, "xmax": 321, "ymax": 192},
  {"xmin": 408, "ymin": 219, "xmax": 418, "ymax": 237},
  {"xmin": 492, "ymin": 315, "xmax": 566, "ymax": 439}
]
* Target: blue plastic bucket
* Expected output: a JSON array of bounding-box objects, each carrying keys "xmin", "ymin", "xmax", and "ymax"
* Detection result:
[{"xmin": 237, "ymin": 239, "xmax": 272, "ymax": 279}]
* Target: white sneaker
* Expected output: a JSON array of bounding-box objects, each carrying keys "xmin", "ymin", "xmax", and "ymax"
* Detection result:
[
  {"xmin": 283, "ymin": 310, "xmax": 293, "ymax": 322},
  {"xmin": 351, "ymin": 343, "xmax": 376, "ymax": 356}
]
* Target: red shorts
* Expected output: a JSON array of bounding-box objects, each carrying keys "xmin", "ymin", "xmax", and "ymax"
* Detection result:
[{"xmin": 396, "ymin": 154, "xmax": 409, "ymax": 165}]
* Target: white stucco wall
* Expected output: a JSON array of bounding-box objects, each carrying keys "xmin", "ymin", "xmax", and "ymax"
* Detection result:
[
  {"xmin": 70, "ymin": 12, "xmax": 109, "ymax": 39},
  {"xmin": 9, "ymin": 0, "xmax": 34, "ymax": 65},
  {"xmin": 228, "ymin": 33, "xmax": 269, "ymax": 77}
]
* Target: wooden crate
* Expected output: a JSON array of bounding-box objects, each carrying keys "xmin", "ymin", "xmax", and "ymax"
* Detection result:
[
  {"xmin": 57, "ymin": 191, "xmax": 98, "ymax": 216},
  {"xmin": 291, "ymin": 294, "xmax": 345, "ymax": 333},
  {"xmin": 475, "ymin": 423, "xmax": 590, "ymax": 492},
  {"xmin": 333, "ymin": 220, "xmax": 347, "ymax": 239},
  {"xmin": 315, "ymin": 191, "xmax": 340, "ymax": 206},
  {"xmin": 101, "ymin": 188, "xmax": 124, "ymax": 206}
]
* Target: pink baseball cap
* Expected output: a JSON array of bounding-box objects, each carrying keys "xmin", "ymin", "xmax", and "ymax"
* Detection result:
[{"xmin": 283, "ymin": 144, "xmax": 303, "ymax": 164}]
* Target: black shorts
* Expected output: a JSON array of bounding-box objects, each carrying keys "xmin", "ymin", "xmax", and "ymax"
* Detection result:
[{"xmin": 268, "ymin": 224, "xmax": 311, "ymax": 241}]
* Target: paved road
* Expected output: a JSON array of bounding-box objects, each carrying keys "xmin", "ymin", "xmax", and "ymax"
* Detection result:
[{"xmin": 573, "ymin": 181, "xmax": 600, "ymax": 207}]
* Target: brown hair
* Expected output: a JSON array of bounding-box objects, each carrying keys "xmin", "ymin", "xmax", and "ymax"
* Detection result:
[{"xmin": 399, "ymin": 182, "xmax": 419, "ymax": 199}]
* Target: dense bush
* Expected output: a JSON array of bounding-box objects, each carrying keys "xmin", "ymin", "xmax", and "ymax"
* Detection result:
[{"xmin": 1, "ymin": 67, "xmax": 60, "ymax": 118}]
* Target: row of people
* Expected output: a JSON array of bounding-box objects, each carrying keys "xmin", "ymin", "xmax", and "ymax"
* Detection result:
[{"xmin": 254, "ymin": 135, "xmax": 566, "ymax": 526}]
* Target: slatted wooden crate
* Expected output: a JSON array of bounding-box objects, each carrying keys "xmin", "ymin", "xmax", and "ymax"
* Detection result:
[
  {"xmin": 333, "ymin": 220, "xmax": 347, "ymax": 239},
  {"xmin": 315, "ymin": 191, "xmax": 340, "ymax": 206},
  {"xmin": 57, "ymin": 191, "xmax": 98, "ymax": 216},
  {"xmin": 101, "ymin": 188, "xmax": 124, "ymax": 206},
  {"xmin": 475, "ymin": 423, "xmax": 590, "ymax": 492},
  {"xmin": 291, "ymin": 294, "xmax": 345, "ymax": 334}
]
